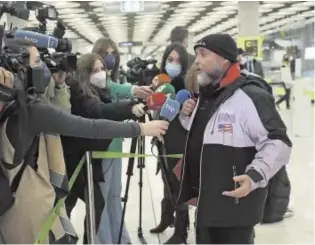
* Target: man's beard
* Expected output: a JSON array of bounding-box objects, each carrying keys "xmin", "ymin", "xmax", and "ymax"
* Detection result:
[{"xmin": 197, "ymin": 68, "xmax": 224, "ymax": 87}]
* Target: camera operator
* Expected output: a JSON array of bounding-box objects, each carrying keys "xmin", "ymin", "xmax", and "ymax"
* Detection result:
[
  {"xmin": 63, "ymin": 53, "xmax": 149, "ymax": 244},
  {"xmin": 0, "ymin": 39, "xmax": 168, "ymax": 244},
  {"xmin": 91, "ymin": 37, "xmax": 155, "ymax": 244},
  {"xmin": 150, "ymin": 43, "xmax": 190, "ymax": 244}
]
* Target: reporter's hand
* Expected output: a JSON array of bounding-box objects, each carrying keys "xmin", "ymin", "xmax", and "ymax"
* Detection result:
[
  {"xmin": 181, "ymin": 99, "xmax": 196, "ymax": 116},
  {"xmin": 132, "ymin": 103, "xmax": 145, "ymax": 117},
  {"xmin": 140, "ymin": 120, "xmax": 169, "ymax": 140},
  {"xmin": 132, "ymin": 85, "xmax": 153, "ymax": 99},
  {"xmin": 0, "ymin": 68, "xmax": 14, "ymax": 89},
  {"xmin": 52, "ymin": 71, "xmax": 67, "ymax": 86}
]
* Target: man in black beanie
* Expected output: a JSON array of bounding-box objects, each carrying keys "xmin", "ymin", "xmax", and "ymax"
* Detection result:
[{"xmin": 176, "ymin": 33, "xmax": 292, "ymax": 244}]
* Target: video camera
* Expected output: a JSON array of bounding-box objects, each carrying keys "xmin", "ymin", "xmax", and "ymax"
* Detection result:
[
  {"xmin": 0, "ymin": 1, "xmax": 76, "ymax": 97},
  {"xmin": 21, "ymin": 2, "xmax": 77, "ymax": 74},
  {"xmin": 123, "ymin": 57, "xmax": 159, "ymax": 86}
]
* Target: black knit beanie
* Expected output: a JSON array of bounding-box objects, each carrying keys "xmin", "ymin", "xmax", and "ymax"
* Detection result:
[{"xmin": 194, "ymin": 33, "xmax": 237, "ymax": 63}]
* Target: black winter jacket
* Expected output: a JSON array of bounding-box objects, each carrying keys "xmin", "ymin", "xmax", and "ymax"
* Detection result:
[{"xmin": 177, "ymin": 77, "xmax": 292, "ymax": 227}]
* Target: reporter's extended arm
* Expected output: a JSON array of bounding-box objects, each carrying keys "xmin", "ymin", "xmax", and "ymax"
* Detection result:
[{"xmin": 28, "ymin": 101, "xmax": 141, "ymax": 139}]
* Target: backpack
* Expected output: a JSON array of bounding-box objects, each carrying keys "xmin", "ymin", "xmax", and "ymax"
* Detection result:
[
  {"xmin": 241, "ymin": 70, "xmax": 273, "ymax": 95},
  {"xmin": 0, "ymin": 135, "xmax": 39, "ymax": 216}
]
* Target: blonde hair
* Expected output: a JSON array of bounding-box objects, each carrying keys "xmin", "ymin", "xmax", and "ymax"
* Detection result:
[{"xmin": 185, "ymin": 64, "xmax": 199, "ymax": 93}]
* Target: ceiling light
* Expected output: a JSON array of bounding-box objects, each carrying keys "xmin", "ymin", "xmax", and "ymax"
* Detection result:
[
  {"xmin": 57, "ymin": 8, "xmax": 85, "ymax": 15},
  {"xmin": 178, "ymin": 1, "xmax": 212, "ymax": 8},
  {"xmin": 261, "ymin": 3, "xmax": 285, "ymax": 8},
  {"xmin": 52, "ymin": 1, "xmax": 80, "ymax": 8},
  {"xmin": 300, "ymin": 1, "xmax": 315, "ymax": 7},
  {"xmin": 63, "ymin": 18, "xmax": 92, "ymax": 23},
  {"xmin": 58, "ymin": 13, "xmax": 89, "ymax": 19},
  {"xmin": 89, "ymin": 1, "xmax": 104, "ymax": 7},
  {"xmin": 290, "ymin": 5, "xmax": 311, "ymax": 11}
]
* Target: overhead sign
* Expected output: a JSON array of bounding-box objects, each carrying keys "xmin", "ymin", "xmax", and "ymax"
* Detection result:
[
  {"xmin": 237, "ymin": 36, "xmax": 264, "ymax": 59},
  {"xmin": 120, "ymin": 0, "xmax": 144, "ymax": 13},
  {"xmin": 119, "ymin": 41, "xmax": 143, "ymax": 47}
]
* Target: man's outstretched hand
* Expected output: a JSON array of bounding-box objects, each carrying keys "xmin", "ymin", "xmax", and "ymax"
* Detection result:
[{"xmin": 222, "ymin": 175, "xmax": 252, "ymax": 198}]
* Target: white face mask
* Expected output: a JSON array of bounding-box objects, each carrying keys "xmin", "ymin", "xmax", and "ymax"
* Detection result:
[{"xmin": 90, "ymin": 71, "xmax": 106, "ymax": 88}]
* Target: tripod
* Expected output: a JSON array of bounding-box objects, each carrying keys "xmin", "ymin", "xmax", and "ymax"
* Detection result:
[
  {"xmin": 118, "ymin": 114, "xmax": 184, "ymax": 244},
  {"xmin": 118, "ymin": 115, "xmax": 147, "ymax": 244}
]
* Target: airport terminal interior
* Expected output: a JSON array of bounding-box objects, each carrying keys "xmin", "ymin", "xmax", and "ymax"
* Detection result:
[{"xmin": 0, "ymin": 0, "xmax": 314, "ymax": 244}]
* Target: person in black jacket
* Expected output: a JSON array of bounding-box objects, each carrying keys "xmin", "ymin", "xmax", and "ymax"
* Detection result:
[
  {"xmin": 150, "ymin": 43, "xmax": 189, "ymax": 244},
  {"xmin": 178, "ymin": 33, "xmax": 292, "ymax": 244},
  {"xmin": 62, "ymin": 53, "xmax": 157, "ymax": 244}
]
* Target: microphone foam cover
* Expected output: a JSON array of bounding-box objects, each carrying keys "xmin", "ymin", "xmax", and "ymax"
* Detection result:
[
  {"xmin": 160, "ymin": 98, "xmax": 180, "ymax": 122},
  {"xmin": 176, "ymin": 89, "xmax": 192, "ymax": 105},
  {"xmin": 152, "ymin": 73, "xmax": 171, "ymax": 90},
  {"xmin": 146, "ymin": 92, "xmax": 167, "ymax": 110},
  {"xmin": 155, "ymin": 83, "xmax": 176, "ymax": 98}
]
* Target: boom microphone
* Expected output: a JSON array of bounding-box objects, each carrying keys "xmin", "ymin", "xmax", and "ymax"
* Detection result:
[
  {"xmin": 175, "ymin": 89, "xmax": 192, "ymax": 106},
  {"xmin": 14, "ymin": 30, "xmax": 58, "ymax": 49},
  {"xmin": 144, "ymin": 92, "xmax": 167, "ymax": 111},
  {"xmin": 155, "ymin": 83, "xmax": 176, "ymax": 99}
]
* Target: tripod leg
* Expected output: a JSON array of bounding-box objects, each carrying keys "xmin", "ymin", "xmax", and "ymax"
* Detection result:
[
  {"xmin": 85, "ymin": 151, "xmax": 96, "ymax": 244},
  {"xmin": 118, "ymin": 137, "xmax": 138, "ymax": 244},
  {"xmin": 137, "ymin": 135, "xmax": 145, "ymax": 239}
]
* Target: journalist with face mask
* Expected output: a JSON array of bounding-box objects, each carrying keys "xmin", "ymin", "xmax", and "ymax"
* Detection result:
[
  {"xmin": 92, "ymin": 38, "xmax": 153, "ymax": 100},
  {"xmin": 149, "ymin": 43, "xmax": 190, "ymax": 244},
  {"xmin": 92, "ymin": 37, "xmax": 152, "ymax": 244},
  {"xmin": 160, "ymin": 43, "xmax": 188, "ymax": 93},
  {"xmin": 0, "ymin": 39, "xmax": 168, "ymax": 244},
  {"xmin": 179, "ymin": 33, "xmax": 292, "ymax": 244},
  {"xmin": 62, "ymin": 52, "xmax": 153, "ymax": 244}
]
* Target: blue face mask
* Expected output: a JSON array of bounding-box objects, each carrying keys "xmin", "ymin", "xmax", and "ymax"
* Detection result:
[
  {"xmin": 165, "ymin": 62, "xmax": 182, "ymax": 79},
  {"xmin": 105, "ymin": 55, "xmax": 116, "ymax": 70}
]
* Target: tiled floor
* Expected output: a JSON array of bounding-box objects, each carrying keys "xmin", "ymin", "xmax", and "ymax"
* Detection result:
[{"xmin": 71, "ymin": 78, "xmax": 314, "ymax": 244}]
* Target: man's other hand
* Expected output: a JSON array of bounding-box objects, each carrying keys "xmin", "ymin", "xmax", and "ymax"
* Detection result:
[
  {"xmin": 222, "ymin": 175, "xmax": 252, "ymax": 198},
  {"xmin": 181, "ymin": 99, "xmax": 196, "ymax": 116}
]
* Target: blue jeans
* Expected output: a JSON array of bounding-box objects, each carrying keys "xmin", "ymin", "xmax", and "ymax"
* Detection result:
[{"xmin": 98, "ymin": 158, "xmax": 131, "ymax": 244}]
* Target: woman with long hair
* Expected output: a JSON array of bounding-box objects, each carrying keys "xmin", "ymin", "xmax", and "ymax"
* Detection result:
[
  {"xmin": 150, "ymin": 43, "xmax": 190, "ymax": 244},
  {"xmin": 62, "ymin": 53, "xmax": 167, "ymax": 244},
  {"xmin": 92, "ymin": 38, "xmax": 153, "ymax": 244}
]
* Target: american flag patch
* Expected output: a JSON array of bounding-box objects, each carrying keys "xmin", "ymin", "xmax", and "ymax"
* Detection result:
[{"xmin": 218, "ymin": 123, "xmax": 233, "ymax": 133}]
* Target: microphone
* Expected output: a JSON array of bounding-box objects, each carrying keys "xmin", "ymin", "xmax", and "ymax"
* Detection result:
[
  {"xmin": 14, "ymin": 30, "xmax": 58, "ymax": 49},
  {"xmin": 175, "ymin": 89, "xmax": 192, "ymax": 106},
  {"xmin": 159, "ymin": 98, "xmax": 181, "ymax": 122},
  {"xmin": 151, "ymin": 97, "xmax": 180, "ymax": 145},
  {"xmin": 144, "ymin": 92, "xmax": 167, "ymax": 111},
  {"xmin": 152, "ymin": 73, "xmax": 171, "ymax": 90},
  {"xmin": 155, "ymin": 83, "xmax": 176, "ymax": 99}
]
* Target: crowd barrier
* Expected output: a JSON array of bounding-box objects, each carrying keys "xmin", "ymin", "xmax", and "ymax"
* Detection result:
[{"xmin": 34, "ymin": 151, "xmax": 183, "ymax": 244}]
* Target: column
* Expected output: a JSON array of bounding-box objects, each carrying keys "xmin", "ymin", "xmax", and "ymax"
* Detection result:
[
  {"xmin": 187, "ymin": 31, "xmax": 195, "ymax": 55},
  {"xmin": 238, "ymin": 1, "xmax": 260, "ymax": 37}
]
